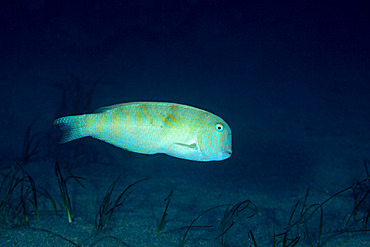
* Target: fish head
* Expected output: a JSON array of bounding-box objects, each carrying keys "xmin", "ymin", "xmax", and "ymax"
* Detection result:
[{"xmin": 196, "ymin": 117, "xmax": 232, "ymax": 161}]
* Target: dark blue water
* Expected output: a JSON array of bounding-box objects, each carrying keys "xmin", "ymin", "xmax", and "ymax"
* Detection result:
[{"xmin": 0, "ymin": 1, "xmax": 369, "ymax": 246}]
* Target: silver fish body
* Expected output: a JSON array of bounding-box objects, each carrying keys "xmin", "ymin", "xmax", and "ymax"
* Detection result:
[{"xmin": 54, "ymin": 102, "xmax": 232, "ymax": 161}]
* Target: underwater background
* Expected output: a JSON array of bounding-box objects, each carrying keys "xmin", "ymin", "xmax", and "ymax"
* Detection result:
[{"xmin": 0, "ymin": 0, "xmax": 370, "ymax": 246}]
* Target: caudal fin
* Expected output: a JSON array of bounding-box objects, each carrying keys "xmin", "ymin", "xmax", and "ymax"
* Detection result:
[{"xmin": 53, "ymin": 115, "xmax": 89, "ymax": 143}]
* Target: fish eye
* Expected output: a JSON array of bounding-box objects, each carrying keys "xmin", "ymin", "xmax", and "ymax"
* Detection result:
[{"xmin": 215, "ymin": 123, "xmax": 223, "ymax": 132}]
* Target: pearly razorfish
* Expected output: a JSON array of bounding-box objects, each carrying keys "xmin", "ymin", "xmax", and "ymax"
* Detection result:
[{"xmin": 53, "ymin": 102, "xmax": 232, "ymax": 161}]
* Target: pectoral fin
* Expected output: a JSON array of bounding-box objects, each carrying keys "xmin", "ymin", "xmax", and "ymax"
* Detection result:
[{"xmin": 174, "ymin": 142, "xmax": 198, "ymax": 150}]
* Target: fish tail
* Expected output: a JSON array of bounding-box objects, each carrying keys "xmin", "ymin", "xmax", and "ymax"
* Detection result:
[{"xmin": 53, "ymin": 115, "xmax": 89, "ymax": 143}]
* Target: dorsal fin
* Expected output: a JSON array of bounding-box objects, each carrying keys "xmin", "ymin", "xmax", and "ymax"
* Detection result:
[{"xmin": 94, "ymin": 103, "xmax": 127, "ymax": 113}]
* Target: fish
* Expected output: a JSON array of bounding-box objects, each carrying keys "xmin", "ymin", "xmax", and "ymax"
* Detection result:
[{"xmin": 53, "ymin": 102, "xmax": 232, "ymax": 161}]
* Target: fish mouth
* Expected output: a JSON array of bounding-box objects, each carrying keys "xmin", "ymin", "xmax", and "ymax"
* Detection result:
[{"xmin": 223, "ymin": 150, "xmax": 232, "ymax": 157}]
